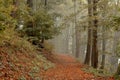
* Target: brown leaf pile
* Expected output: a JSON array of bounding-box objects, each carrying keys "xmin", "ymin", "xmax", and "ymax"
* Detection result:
[{"xmin": 40, "ymin": 54, "xmax": 115, "ymax": 80}]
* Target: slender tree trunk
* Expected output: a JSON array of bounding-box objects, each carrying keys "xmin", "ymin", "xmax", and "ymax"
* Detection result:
[
  {"xmin": 101, "ymin": 54, "xmax": 105, "ymax": 69},
  {"xmin": 40, "ymin": 0, "xmax": 48, "ymax": 44},
  {"xmin": 99, "ymin": 0, "xmax": 109, "ymax": 70},
  {"xmin": 84, "ymin": 0, "xmax": 93, "ymax": 65},
  {"xmin": 91, "ymin": 0, "xmax": 98, "ymax": 68},
  {"xmin": 100, "ymin": 26, "xmax": 106, "ymax": 69},
  {"xmin": 84, "ymin": 30, "xmax": 92, "ymax": 65},
  {"xmin": 111, "ymin": 31, "xmax": 120, "ymax": 72},
  {"xmin": 74, "ymin": 0, "xmax": 80, "ymax": 58}
]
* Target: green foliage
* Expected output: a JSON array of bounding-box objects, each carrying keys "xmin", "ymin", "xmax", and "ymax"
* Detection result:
[
  {"xmin": 43, "ymin": 62, "xmax": 54, "ymax": 71},
  {"xmin": 35, "ymin": 53, "xmax": 55, "ymax": 70},
  {"xmin": 15, "ymin": 0, "xmax": 32, "ymax": 25},
  {"xmin": 0, "ymin": 1, "xmax": 55, "ymax": 79},
  {"xmin": 0, "ymin": 0, "xmax": 16, "ymax": 32},
  {"xmin": 24, "ymin": 9, "xmax": 60, "ymax": 43},
  {"xmin": 34, "ymin": 10, "xmax": 54, "ymax": 39},
  {"xmin": 29, "ymin": 66, "xmax": 40, "ymax": 79},
  {"xmin": 112, "ymin": 16, "xmax": 120, "ymax": 30},
  {"xmin": 82, "ymin": 67, "xmax": 112, "ymax": 77},
  {"xmin": 0, "ymin": 28, "xmax": 54, "ymax": 78},
  {"xmin": 0, "ymin": 27, "xmax": 36, "ymax": 53}
]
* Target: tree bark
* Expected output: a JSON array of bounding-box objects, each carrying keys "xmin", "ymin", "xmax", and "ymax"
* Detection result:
[
  {"xmin": 100, "ymin": 26, "xmax": 106, "ymax": 69},
  {"xmin": 91, "ymin": 0, "xmax": 98, "ymax": 68},
  {"xmin": 74, "ymin": 0, "xmax": 80, "ymax": 58},
  {"xmin": 84, "ymin": 0, "xmax": 93, "ymax": 65}
]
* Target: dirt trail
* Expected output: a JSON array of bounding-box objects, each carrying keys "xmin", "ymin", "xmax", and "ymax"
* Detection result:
[{"xmin": 40, "ymin": 54, "xmax": 114, "ymax": 80}]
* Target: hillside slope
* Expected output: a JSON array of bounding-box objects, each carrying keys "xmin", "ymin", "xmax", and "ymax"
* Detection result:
[{"xmin": 0, "ymin": 36, "xmax": 54, "ymax": 80}]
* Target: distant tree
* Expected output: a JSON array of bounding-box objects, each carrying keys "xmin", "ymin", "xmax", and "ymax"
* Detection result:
[{"xmin": 73, "ymin": 0, "xmax": 80, "ymax": 58}]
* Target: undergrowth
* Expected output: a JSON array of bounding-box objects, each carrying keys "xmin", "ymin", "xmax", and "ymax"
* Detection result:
[
  {"xmin": 82, "ymin": 66, "xmax": 113, "ymax": 78},
  {"xmin": 0, "ymin": 28, "xmax": 54, "ymax": 79}
]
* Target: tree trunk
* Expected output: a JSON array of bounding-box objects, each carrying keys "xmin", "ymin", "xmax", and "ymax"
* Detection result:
[
  {"xmin": 91, "ymin": 0, "xmax": 98, "ymax": 68},
  {"xmin": 74, "ymin": 0, "xmax": 80, "ymax": 58},
  {"xmin": 100, "ymin": 26, "xmax": 106, "ymax": 69},
  {"xmin": 40, "ymin": 0, "xmax": 48, "ymax": 44},
  {"xmin": 84, "ymin": 0, "xmax": 93, "ymax": 65}
]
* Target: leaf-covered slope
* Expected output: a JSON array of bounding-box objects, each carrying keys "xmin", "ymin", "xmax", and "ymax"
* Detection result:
[{"xmin": 0, "ymin": 37, "xmax": 54, "ymax": 80}]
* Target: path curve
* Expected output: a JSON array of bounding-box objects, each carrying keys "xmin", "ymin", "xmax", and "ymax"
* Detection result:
[{"xmin": 40, "ymin": 54, "xmax": 114, "ymax": 80}]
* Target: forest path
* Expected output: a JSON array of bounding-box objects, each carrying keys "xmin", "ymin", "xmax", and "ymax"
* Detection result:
[{"xmin": 40, "ymin": 54, "xmax": 114, "ymax": 80}]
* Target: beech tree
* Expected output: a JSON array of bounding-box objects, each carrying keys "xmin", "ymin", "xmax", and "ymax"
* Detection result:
[
  {"xmin": 91, "ymin": 0, "xmax": 99, "ymax": 68},
  {"xmin": 84, "ymin": 0, "xmax": 93, "ymax": 65},
  {"xmin": 84, "ymin": 0, "xmax": 99, "ymax": 68}
]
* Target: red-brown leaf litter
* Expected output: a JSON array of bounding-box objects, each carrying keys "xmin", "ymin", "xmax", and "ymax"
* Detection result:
[
  {"xmin": 0, "ymin": 46, "xmax": 115, "ymax": 80},
  {"xmin": 40, "ymin": 54, "xmax": 114, "ymax": 80}
]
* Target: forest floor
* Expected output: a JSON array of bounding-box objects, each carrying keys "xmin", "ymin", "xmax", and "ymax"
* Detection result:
[
  {"xmin": 40, "ymin": 53, "xmax": 115, "ymax": 80},
  {"xmin": 0, "ymin": 44, "xmax": 115, "ymax": 80}
]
